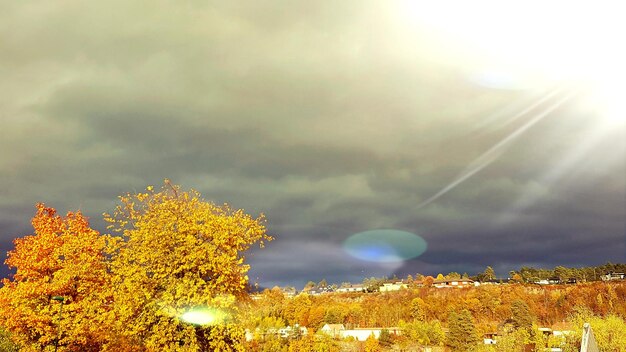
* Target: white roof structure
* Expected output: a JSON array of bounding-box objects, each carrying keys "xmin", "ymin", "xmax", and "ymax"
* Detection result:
[{"xmin": 580, "ymin": 323, "xmax": 599, "ymax": 352}]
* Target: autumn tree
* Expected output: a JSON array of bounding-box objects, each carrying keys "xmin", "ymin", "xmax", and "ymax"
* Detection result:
[
  {"xmin": 399, "ymin": 320, "xmax": 445, "ymax": 347},
  {"xmin": 483, "ymin": 266, "xmax": 496, "ymax": 281},
  {"xmin": 0, "ymin": 328, "xmax": 20, "ymax": 352},
  {"xmin": 313, "ymin": 334, "xmax": 341, "ymax": 352},
  {"xmin": 511, "ymin": 273, "xmax": 524, "ymax": 283},
  {"xmin": 423, "ymin": 276, "xmax": 434, "ymax": 287},
  {"xmin": 364, "ymin": 333, "xmax": 380, "ymax": 352},
  {"xmin": 554, "ymin": 266, "xmax": 570, "ymax": 281},
  {"xmin": 567, "ymin": 313, "xmax": 626, "ymax": 351},
  {"xmin": 490, "ymin": 328, "xmax": 532, "ymax": 352},
  {"xmin": 0, "ymin": 204, "xmax": 112, "ymax": 351},
  {"xmin": 104, "ymin": 181, "xmax": 271, "ymax": 351},
  {"xmin": 362, "ymin": 277, "xmax": 386, "ymax": 292},
  {"xmin": 446, "ymin": 272, "xmax": 461, "ymax": 280}
]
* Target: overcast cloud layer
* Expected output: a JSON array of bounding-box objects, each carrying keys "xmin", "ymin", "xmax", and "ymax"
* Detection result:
[{"xmin": 1, "ymin": 1, "xmax": 624, "ymax": 289}]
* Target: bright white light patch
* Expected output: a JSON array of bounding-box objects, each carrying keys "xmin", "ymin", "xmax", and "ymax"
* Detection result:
[
  {"xmin": 181, "ymin": 309, "xmax": 215, "ymax": 326},
  {"xmin": 395, "ymin": 1, "xmax": 626, "ymax": 124}
]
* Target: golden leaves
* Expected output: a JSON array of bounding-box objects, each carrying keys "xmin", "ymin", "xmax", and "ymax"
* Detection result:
[
  {"xmin": 0, "ymin": 204, "xmax": 113, "ymax": 350},
  {"xmin": 1, "ymin": 181, "xmax": 271, "ymax": 351},
  {"xmin": 106, "ymin": 181, "xmax": 271, "ymax": 350}
]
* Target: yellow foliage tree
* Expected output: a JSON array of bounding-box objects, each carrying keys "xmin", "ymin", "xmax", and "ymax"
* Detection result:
[
  {"xmin": 103, "ymin": 181, "xmax": 271, "ymax": 351},
  {"xmin": 0, "ymin": 204, "xmax": 112, "ymax": 351},
  {"xmin": 364, "ymin": 333, "xmax": 381, "ymax": 352}
]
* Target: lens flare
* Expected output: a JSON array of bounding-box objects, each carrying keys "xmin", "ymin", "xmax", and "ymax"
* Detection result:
[
  {"xmin": 343, "ymin": 229, "xmax": 427, "ymax": 263},
  {"xmin": 180, "ymin": 308, "xmax": 223, "ymax": 326}
]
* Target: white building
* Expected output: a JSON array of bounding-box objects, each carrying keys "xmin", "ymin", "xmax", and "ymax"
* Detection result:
[
  {"xmin": 336, "ymin": 284, "xmax": 366, "ymax": 293},
  {"xmin": 379, "ymin": 281, "xmax": 408, "ymax": 292}
]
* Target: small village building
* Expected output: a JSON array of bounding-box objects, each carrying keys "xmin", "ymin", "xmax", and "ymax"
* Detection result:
[
  {"xmin": 601, "ymin": 272, "xmax": 625, "ymax": 281},
  {"xmin": 483, "ymin": 332, "xmax": 498, "ymax": 345},
  {"xmin": 246, "ymin": 325, "xmax": 308, "ymax": 341},
  {"xmin": 320, "ymin": 324, "xmax": 345, "ymax": 338},
  {"xmin": 278, "ymin": 325, "xmax": 308, "ymax": 338},
  {"xmin": 320, "ymin": 324, "xmax": 402, "ymax": 341},
  {"xmin": 303, "ymin": 285, "xmax": 334, "ymax": 295},
  {"xmin": 481, "ymin": 278, "xmax": 510, "ymax": 285},
  {"xmin": 548, "ymin": 277, "xmax": 561, "ymax": 285},
  {"xmin": 281, "ymin": 287, "xmax": 297, "ymax": 297},
  {"xmin": 379, "ymin": 281, "xmax": 408, "ymax": 292},
  {"xmin": 433, "ymin": 278, "xmax": 474, "ymax": 288},
  {"xmin": 537, "ymin": 323, "xmax": 574, "ymax": 351},
  {"xmin": 340, "ymin": 327, "xmax": 401, "ymax": 341},
  {"xmin": 336, "ymin": 284, "xmax": 366, "ymax": 293}
]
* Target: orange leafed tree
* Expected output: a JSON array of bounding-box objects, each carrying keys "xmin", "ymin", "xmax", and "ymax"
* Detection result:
[
  {"xmin": 103, "ymin": 181, "xmax": 272, "ymax": 351},
  {"xmin": 0, "ymin": 204, "xmax": 113, "ymax": 351}
]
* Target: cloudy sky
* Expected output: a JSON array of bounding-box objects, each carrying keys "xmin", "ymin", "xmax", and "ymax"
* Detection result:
[{"xmin": 1, "ymin": 1, "xmax": 624, "ymax": 289}]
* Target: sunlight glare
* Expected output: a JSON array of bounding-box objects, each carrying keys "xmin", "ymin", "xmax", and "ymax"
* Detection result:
[
  {"xmin": 395, "ymin": 1, "xmax": 625, "ymax": 125},
  {"xmin": 181, "ymin": 308, "xmax": 220, "ymax": 326}
]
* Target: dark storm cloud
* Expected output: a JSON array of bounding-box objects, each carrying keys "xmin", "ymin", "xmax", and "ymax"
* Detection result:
[{"xmin": 1, "ymin": 1, "xmax": 624, "ymax": 286}]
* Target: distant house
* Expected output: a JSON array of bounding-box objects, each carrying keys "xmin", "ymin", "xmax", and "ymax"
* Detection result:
[
  {"xmin": 481, "ymin": 278, "xmax": 510, "ymax": 285},
  {"xmin": 548, "ymin": 277, "xmax": 561, "ymax": 285},
  {"xmin": 601, "ymin": 272, "xmax": 625, "ymax": 281},
  {"xmin": 537, "ymin": 322, "xmax": 574, "ymax": 351},
  {"xmin": 278, "ymin": 325, "xmax": 308, "ymax": 338},
  {"xmin": 551, "ymin": 322, "xmax": 574, "ymax": 337},
  {"xmin": 281, "ymin": 286, "xmax": 297, "ymax": 297},
  {"xmin": 379, "ymin": 281, "xmax": 408, "ymax": 292},
  {"xmin": 433, "ymin": 278, "xmax": 474, "ymax": 288},
  {"xmin": 483, "ymin": 332, "xmax": 498, "ymax": 345},
  {"xmin": 305, "ymin": 285, "xmax": 334, "ymax": 295},
  {"xmin": 246, "ymin": 325, "xmax": 308, "ymax": 341},
  {"xmin": 320, "ymin": 324, "xmax": 345, "ymax": 338},
  {"xmin": 340, "ymin": 327, "xmax": 401, "ymax": 341},
  {"xmin": 336, "ymin": 284, "xmax": 366, "ymax": 293}
]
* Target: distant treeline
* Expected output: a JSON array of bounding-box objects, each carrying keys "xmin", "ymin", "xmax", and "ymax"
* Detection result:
[
  {"xmin": 388, "ymin": 262, "xmax": 625, "ymax": 291},
  {"xmin": 510, "ymin": 262, "xmax": 626, "ymax": 282},
  {"xmin": 293, "ymin": 262, "xmax": 626, "ymax": 293}
]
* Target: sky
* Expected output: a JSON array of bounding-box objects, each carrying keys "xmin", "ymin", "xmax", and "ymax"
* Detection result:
[{"xmin": 1, "ymin": 1, "xmax": 624, "ymax": 289}]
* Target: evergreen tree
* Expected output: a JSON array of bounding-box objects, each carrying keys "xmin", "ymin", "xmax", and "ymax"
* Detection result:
[
  {"xmin": 410, "ymin": 298, "xmax": 426, "ymax": 321},
  {"xmin": 378, "ymin": 329, "xmax": 392, "ymax": 347},
  {"xmin": 447, "ymin": 310, "xmax": 479, "ymax": 351},
  {"xmin": 510, "ymin": 300, "xmax": 534, "ymax": 335}
]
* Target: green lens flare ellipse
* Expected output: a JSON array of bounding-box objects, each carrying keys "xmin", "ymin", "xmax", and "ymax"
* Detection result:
[{"xmin": 343, "ymin": 229, "xmax": 427, "ymax": 263}]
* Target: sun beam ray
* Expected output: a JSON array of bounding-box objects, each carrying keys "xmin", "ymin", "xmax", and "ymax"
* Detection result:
[{"xmin": 417, "ymin": 90, "xmax": 574, "ymax": 209}]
